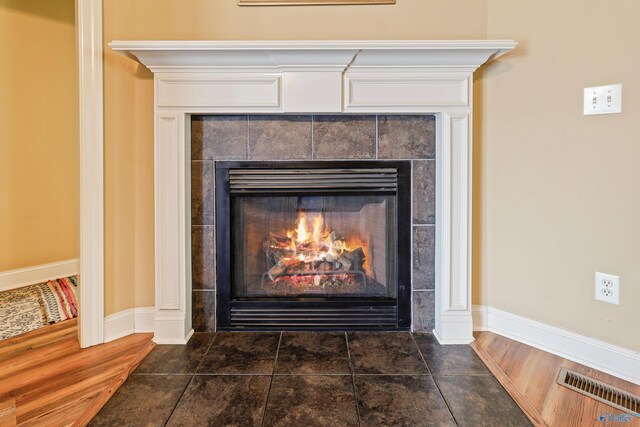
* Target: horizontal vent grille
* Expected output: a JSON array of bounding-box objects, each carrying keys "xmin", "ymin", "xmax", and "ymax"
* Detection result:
[
  {"xmin": 230, "ymin": 306, "xmax": 397, "ymax": 328},
  {"xmin": 556, "ymin": 368, "xmax": 640, "ymax": 414},
  {"xmin": 229, "ymin": 168, "xmax": 398, "ymax": 192}
]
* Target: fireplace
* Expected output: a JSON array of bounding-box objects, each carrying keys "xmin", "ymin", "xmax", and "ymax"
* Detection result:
[
  {"xmin": 216, "ymin": 161, "xmax": 411, "ymax": 330},
  {"xmin": 110, "ymin": 40, "xmax": 517, "ymax": 343}
]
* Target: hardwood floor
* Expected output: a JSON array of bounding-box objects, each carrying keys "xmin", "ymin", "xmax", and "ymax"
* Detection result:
[
  {"xmin": 0, "ymin": 319, "xmax": 154, "ymax": 426},
  {"xmin": 472, "ymin": 331, "xmax": 640, "ymax": 427}
]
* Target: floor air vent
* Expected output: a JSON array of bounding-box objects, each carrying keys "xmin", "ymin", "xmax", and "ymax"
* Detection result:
[{"xmin": 556, "ymin": 368, "xmax": 640, "ymax": 414}]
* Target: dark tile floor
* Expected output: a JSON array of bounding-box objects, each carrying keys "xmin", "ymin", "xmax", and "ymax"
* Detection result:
[{"xmin": 90, "ymin": 332, "xmax": 531, "ymax": 427}]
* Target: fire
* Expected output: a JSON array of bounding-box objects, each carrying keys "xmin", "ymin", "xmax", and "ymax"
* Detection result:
[
  {"xmin": 285, "ymin": 211, "xmax": 350, "ymax": 263},
  {"xmin": 265, "ymin": 210, "xmax": 368, "ymax": 286},
  {"xmin": 295, "ymin": 212, "xmax": 309, "ymax": 243},
  {"xmin": 312, "ymin": 214, "xmax": 324, "ymax": 243}
]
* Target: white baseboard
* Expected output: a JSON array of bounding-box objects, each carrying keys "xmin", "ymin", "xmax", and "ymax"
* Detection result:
[
  {"xmin": 104, "ymin": 306, "xmax": 155, "ymax": 342},
  {"xmin": 0, "ymin": 259, "xmax": 79, "ymax": 292},
  {"xmin": 104, "ymin": 309, "xmax": 134, "ymax": 342},
  {"xmin": 473, "ymin": 305, "xmax": 640, "ymax": 386},
  {"xmin": 134, "ymin": 307, "xmax": 155, "ymax": 333},
  {"xmin": 153, "ymin": 316, "xmax": 194, "ymax": 345},
  {"xmin": 472, "ymin": 305, "xmax": 489, "ymax": 331}
]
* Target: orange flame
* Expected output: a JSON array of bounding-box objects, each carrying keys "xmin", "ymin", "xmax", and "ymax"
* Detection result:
[
  {"xmin": 312, "ymin": 214, "xmax": 324, "ymax": 242},
  {"xmin": 286, "ymin": 211, "xmax": 352, "ymax": 263}
]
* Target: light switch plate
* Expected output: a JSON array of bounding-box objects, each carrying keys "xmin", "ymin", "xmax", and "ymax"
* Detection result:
[{"xmin": 584, "ymin": 83, "xmax": 622, "ymax": 115}]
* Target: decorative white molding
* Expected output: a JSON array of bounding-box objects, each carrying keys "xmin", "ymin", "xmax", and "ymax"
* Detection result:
[
  {"xmin": 0, "ymin": 259, "xmax": 79, "ymax": 292},
  {"xmin": 104, "ymin": 309, "xmax": 135, "ymax": 342},
  {"xmin": 77, "ymin": 0, "xmax": 105, "ymax": 348},
  {"xmin": 156, "ymin": 74, "xmax": 282, "ymax": 109},
  {"xmin": 473, "ymin": 306, "xmax": 640, "ymax": 386},
  {"xmin": 433, "ymin": 112, "xmax": 474, "ymax": 344},
  {"xmin": 472, "ymin": 304, "xmax": 489, "ymax": 331},
  {"xmin": 103, "ymin": 307, "xmax": 156, "ymax": 342},
  {"xmin": 153, "ymin": 112, "xmax": 194, "ymax": 345},
  {"xmin": 111, "ymin": 40, "xmax": 516, "ymax": 344},
  {"xmin": 109, "ymin": 40, "xmax": 517, "ymax": 72},
  {"xmin": 344, "ymin": 73, "xmax": 470, "ymax": 112},
  {"xmin": 111, "ymin": 40, "xmax": 516, "ymax": 115},
  {"xmin": 134, "ymin": 307, "xmax": 156, "ymax": 333}
]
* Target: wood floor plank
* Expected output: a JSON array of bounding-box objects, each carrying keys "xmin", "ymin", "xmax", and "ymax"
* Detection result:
[
  {"xmin": 0, "ymin": 322, "xmax": 153, "ymax": 427},
  {"xmin": 15, "ymin": 354, "xmax": 138, "ymax": 418},
  {"xmin": 0, "ymin": 396, "xmax": 16, "ymax": 427},
  {"xmin": 0, "ymin": 319, "xmax": 78, "ymax": 360},
  {"xmin": 73, "ymin": 340, "xmax": 156, "ymax": 427},
  {"xmin": 0, "ymin": 337, "xmax": 81, "ymax": 382},
  {"xmin": 470, "ymin": 340, "xmax": 548, "ymax": 427},
  {"xmin": 0, "ymin": 334, "xmax": 150, "ymax": 397},
  {"xmin": 474, "ymin": 332, "xmax": 640, "ymax": 427}
]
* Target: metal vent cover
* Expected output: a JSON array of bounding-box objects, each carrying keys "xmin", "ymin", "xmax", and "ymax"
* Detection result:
[
  {"xmin": 556, "ymin": 368, "xmax": 640, "ymax": 415},
  {"xmin": 229, "ymin": 168, "xmax": 398, "ymax": 193},
  {"xmin": 229, "ymin": 306, "xmax": 398, "ymax": 329}
]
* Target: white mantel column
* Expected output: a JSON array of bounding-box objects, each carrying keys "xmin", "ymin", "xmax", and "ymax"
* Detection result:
[
  {"xmin": 435, "ymin": 112, "xmax": 474, "ymax": 344},
  {"xmin": 153, "ymin": 112, "xmax": 193, "ymax": 344}
]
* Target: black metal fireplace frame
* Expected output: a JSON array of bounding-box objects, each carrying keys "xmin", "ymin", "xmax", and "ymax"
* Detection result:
[{"xmin": 214, "ymin": 160, "xmax": 411, "ymax": 331}]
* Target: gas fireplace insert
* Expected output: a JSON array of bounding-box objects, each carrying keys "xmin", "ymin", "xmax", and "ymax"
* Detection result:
[{"xmin": 215, "ymin": 161, "xmax": 411, "ymax": 330}]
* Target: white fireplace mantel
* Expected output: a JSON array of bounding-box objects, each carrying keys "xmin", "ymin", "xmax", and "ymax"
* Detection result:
[{"xmin": 111, "ymin": 40, "xmax": 516, "ymax": 344}]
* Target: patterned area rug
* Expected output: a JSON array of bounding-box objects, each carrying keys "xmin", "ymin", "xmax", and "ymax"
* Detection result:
[{"xmin": 0, "ymin": 276, "xmax": 78, "ymax": 340}]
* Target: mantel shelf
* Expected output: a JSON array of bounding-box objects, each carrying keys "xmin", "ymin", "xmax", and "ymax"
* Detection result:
[{"xmin": 110, "ymin": 39, "xmax": 517, "ymax": 72}]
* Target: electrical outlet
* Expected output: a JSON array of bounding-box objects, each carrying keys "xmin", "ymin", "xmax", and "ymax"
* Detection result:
[{"xmin": 595, "ymin": 272, "xmax": 620, "ymax": 304}]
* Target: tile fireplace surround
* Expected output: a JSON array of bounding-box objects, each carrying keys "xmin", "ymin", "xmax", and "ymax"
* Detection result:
[
  {"xmin": 111, "ymin": 40, "xmax": 516, "ymax": 345},
  {"xmin": 191, "ymin": 115, "xmax": 434, "ymax": 332}
]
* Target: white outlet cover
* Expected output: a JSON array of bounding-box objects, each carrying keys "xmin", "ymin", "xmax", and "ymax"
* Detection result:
[
  {"xmin": 584, "ymin": 83, "xmax": 622, "ymax": 115},
  {"xmin": 595, "ymin": 272, "xmax": 620, "ymax": 304}
]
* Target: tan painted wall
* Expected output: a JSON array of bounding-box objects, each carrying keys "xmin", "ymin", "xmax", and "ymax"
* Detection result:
[
  {"xmin": 102, "ymin": 0, "xmax": 489, "ymax": 314},
  {"xmin": 103, "ymin": 0, "xmax": 639, "ymax": 354},
  {"xmin": 482, "ymin": 0, "xmax": 640, "ymax": 351},
  {"xmin": 0, "ymin": 0, "xmax": 78, "ymax": 271}
]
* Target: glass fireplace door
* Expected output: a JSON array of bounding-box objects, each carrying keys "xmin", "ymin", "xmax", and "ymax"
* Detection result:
[
  {"xmin": 232, "ymin": 194, "xmax": 397, "ymax": 300},
  {"xmin": 216, "ymin": 161, "xmax": 411, "ymax": 330}
]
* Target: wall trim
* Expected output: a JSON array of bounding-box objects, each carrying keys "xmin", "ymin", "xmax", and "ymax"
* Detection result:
[
  {"xmin": 472, "ymin": 305, "xmax": 489, "ymax": 331},
  {"xmin": 134, "ymin": 307, "xmax": 156, "ymax": 333},
  {"xmin": 103, "ymin": 307, "xmax": 155, "ymax": 342},
  {"xmin": 103, "ymin": 309, "xmax": 134, "ymax": 342},
  {"xmin": 0, "ymin": 259, "xmax": 79, "ymax": 292},
  {"xmin": 77, "ymin": 0, "xmax": 105, "ymax": 348},
  {"xmin": 473, "ymin": 305, "xmax": 640, "ymax": 386}
]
